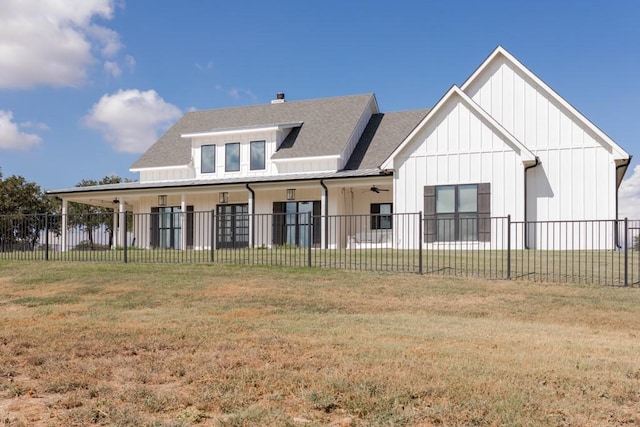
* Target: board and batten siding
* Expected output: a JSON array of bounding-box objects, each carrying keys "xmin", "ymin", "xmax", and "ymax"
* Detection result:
[
  {"xmin": 393, "ymin": 96, "xmax": 526, "ymax": 222},
  {"xmin": 463, "ymin": 56, "xmax": 617, "ymax": 220}
]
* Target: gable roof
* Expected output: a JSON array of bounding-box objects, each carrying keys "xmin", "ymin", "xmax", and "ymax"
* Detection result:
[
  {"xmin": 344, "ymin": 109, "xmax": 430, "ymax": 170},
  {"xmin": 131, "ymin": 93, "xmax": 377, "ymax": 170},
  {"xmin": 380, "ymin": 86, "xmax": 537, "ymax": 170},
  {"xmin": 461, "ymin": 46, "xmax": 630, "ymax": 161}
]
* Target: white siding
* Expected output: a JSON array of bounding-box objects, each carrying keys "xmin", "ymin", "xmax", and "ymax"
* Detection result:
[
  {"xmin": 140, "ymin": 167, "xmax": 194, "ymax": 183},
  {"xmin": 393, "ymin": 96, "xmax": 525, "ymax": 223},
  {"xmin": 464, "ymin": 56, "xmax": 617, "ymax": 220}
]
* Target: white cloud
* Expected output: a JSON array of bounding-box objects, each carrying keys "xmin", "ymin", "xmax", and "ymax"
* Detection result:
[
  {"xmin": 0, "ymin": 0, "xmax": 127, "ymax": 88},
  {"xmin": 0, "ymin": 110, "xmax": 42, "ymax": 149},
  {"xmin": 84, "ymin": 89, "xmax": 182, "ymax": 153},
  {"xmin": 104, "ymin": 61, "xmax": 122, "ymax": 77},
  {"xmin": 619, "ymin": 165, "xmax": 640, "ymax": 219}
]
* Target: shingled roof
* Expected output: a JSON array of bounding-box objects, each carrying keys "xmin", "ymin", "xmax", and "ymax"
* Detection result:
[
  {"xmin": 131, "ymin": 93, "xmax": 377, "ymax": 170},
  {"xmin": 344, "ymin": 109, "xmax": 430, "ymax": 170}
]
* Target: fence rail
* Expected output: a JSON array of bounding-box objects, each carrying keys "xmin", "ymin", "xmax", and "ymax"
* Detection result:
[{"xmin": 1, "ymin": 211, "xmax": 639, "ymax": 286}]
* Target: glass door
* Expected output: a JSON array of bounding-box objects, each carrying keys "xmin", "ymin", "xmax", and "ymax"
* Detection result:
[{"xmin": 216, "ymin": 204, "xmax": 249, "ymax": 248}]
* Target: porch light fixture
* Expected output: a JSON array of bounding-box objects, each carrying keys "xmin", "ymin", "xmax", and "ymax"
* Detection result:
[
  {"xmin": 286, "ymin": 189, "xmax": 295, "ymax": 200},
  {"xmin": 219, "ymin": 192, "xmax": 229, "ymax": 204},
  {"xmin": 158, "ymin": 195, "xmax": 167, "ymax": 207}
]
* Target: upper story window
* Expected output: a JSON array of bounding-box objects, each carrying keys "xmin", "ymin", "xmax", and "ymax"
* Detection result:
[
  {"xmin": 250, "ymin": 140, "xmax": 266, "ymax": 170},
  {"xmin": 225, "ymin": 143, "xmax": 240, "ymax": 172},
  {"xmin": 201, "ymin": 144, "xmax": 215, "ymax": 173}
]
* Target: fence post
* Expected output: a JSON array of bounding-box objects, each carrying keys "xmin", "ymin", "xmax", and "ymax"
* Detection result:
[
  {"xmin": 210, "ymin": 210, "xmax": 215, "ymax": 263},
  {"xmin": 418, "ymin": 212, "xmax": 423, "ymax": 274},
  {"xmin": 507, "ymin": 215, "xmax": 511, "ymax": 280},
  {"xmin": 123, "ymin": 211, "xmax": 128, "ymax": 264},
  {"xmin": 308, "ymin": 211, "xmax": 312, "ymax": 268},
  {"xmin": 624, "ymin": 217, "xmax": 628, "ymax": 287}
]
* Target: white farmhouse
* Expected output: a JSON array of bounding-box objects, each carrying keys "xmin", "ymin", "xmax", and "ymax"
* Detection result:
[{"xmin": 48, "ymin": 47, "xmax": 630, "ymax": 251}]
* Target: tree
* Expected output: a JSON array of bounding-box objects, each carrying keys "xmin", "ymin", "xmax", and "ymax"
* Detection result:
[
  {"xmin": 67, "ymin": 175, "xmax": 132, "ymax": 249},
  {"xmin": 0, "ymin": 169, "xmax": 58, "ymax": 251}
]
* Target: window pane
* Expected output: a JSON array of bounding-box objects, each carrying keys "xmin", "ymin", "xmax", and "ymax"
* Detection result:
[
  {"xmin": 201, "ymin": 144, "xmax": 215, "ymax": 173},
  {"xmin": 225, "ymin": 143, "xmax": 240, "ymax": 171},
  {"xmin": 458, "ymin": 185, "xmax": 478, "ymax": 213},
  {"xmin": 436, "ymin": 186, "xmax": 455, "ymax": 213},
  {"xmin": 250, "ymin": 140, "xmax": 265, "ymax": 170},
  {"xmin": 437, "ymin": 215, "xmax": 455, "ymax": 241},
  {"xmin": 459, "ymin": 213, "xmax": 478, "ymax": 241}
]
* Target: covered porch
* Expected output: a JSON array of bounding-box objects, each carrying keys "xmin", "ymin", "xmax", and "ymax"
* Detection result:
[{"xmin": 47, "ymin": 172, "xmax": 396, "ymax": 251}]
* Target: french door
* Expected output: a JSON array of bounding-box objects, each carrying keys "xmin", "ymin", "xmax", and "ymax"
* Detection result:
[
  {"xmin": 273, "ymin": 201, "xmax": 320, "ymax": 247},
  {"xmin": 216, "ymin": 204, "xmax": 249, "ymax": 248}
]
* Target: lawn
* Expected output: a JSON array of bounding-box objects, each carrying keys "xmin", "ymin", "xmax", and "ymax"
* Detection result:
[{"xmin": 0, "ymin": 261, "xmax": 639, "ymax": 426}]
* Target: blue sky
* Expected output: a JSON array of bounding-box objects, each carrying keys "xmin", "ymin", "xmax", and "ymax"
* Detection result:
[{"xmin": 1, "ymin": 1, "xmax": 639, "ymax": 213}]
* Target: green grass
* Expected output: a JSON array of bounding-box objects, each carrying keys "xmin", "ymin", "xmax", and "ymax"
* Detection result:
[
  {"xmin": 1, "ymin": 245, "xmax": 638, "ymax": 286},
  {"xmin": 0, "ymin": 261, "xmax": 639, "ymax": 425}
]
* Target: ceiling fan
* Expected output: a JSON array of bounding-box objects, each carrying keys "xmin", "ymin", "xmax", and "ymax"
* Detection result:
[{"xmin": 370, "ymin": 186, "xmax": 390, "ymax": 193}]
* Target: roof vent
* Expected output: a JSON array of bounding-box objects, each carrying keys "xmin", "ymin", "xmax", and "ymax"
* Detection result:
[{"xmin": 271, "ymin": 92, "xmax": 285, "ymax": 104}]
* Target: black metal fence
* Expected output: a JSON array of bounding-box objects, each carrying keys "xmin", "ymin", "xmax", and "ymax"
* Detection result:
[{"xmin": 1, "ymin": 211, "xmax": 638, "ymax": 286}]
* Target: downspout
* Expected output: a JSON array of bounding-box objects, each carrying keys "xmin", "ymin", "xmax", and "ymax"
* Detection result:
[
  {"xmin": 320, "ymin": 179, "xmax": 328, "ymax": 249},
  {"xmin": 615, "ymin": 156, "xmax": 632, "ymax": 248},
  {"xmin": 524, "ymin": 157, "xmax": 540, "ymax": 249},
  {"xmin": 246, "ymin": 183, "xmax": 255, "ymax": 247}
]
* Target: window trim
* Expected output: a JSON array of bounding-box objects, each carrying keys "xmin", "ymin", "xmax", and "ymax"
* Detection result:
[
  {"xmin": 225, "ymin": 142, "xmax": 240, "ymax": 172},
  {"xmin": 250, "ymin": 140, "xmax": 266, "ymax": 170},
  {"xmin": 201, "ymin": 144, "xmax": 216, "ymax": 174}
]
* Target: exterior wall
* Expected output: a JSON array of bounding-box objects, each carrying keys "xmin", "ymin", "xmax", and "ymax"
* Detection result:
[
  {"xmin": 140, "ymin": 167, "xmax": 194, "ymax": 183},
  {"xmin": 393, "ymin": 96, "xmax": 526, "ymax": 221},
  {"xmin": 463, "ymin": 56, "xmax": 618, "ymax": 220},
  {"xmin": 190, "ymin": 129, "xmax": 285, "ymax": 179},
  {"xmin": 273, "ymin": 157, "xmax": 339, "ymax": 174}
]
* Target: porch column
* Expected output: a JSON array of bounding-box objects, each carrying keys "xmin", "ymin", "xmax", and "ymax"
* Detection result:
[
  {"xmin": 61, "ymin": 199, "xmax": 68, "ymax": 252},
  {"xmin": 119, "ymin": 199, "xmax": 126, "ymax": 248},
  {"xmin": 247, "ymin": 187, "xmax": 254, "ymax": 247},
  {"xmin": 321, "ymin": 181, "xmax": 327, "ymax": 249},
  {"xmin": 112, "ymin": 210, "xmax": 118, "ymax": 249},
  {"xmin": 181, "ymin": 194, "xmax": 187, "ymax": 250}
]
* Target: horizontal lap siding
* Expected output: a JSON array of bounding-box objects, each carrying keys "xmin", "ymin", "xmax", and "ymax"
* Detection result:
[{"xmin": 466, "ymin": 57, "xmax": 617, "ymax": 220}]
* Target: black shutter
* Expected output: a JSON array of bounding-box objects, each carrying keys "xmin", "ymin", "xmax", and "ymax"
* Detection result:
[
  {"xmin": 272, "ymin": 202, "xmax": 286, "ymax": 246},
  {"xmin": 150, "ymin": 207, "xmax": 159, "ymax": 248},
  {"xmin": 477, "ymin": 183, "xmax": 491, "ymax": 242},
  {"xmin": 424, "ymin": 186, "xmax": 436, "ymax": 243},
  {"xmin": 186, "ymin": 205, "xmax": 194, "ymax": 249},
  {"xmin": 312, "ymin": 201, "xmax": 321, "ymax": 246}
]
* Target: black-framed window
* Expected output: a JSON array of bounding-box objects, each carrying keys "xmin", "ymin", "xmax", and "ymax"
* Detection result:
[
  {"xmin": 225, "ymin": 142, "xmax": 240, "ymax": 172},
  {"xmin": 371, "ymin": 203, "xmax": 392, "ymax": 230},
  {"xmin": 272, "ymin": 201, "xmax": 321, "ymax": 247},
  {"xmin": 424, "ymin": 183, "xmax": 490, "ymax": 242},
  {"xmin": 150, "ymin": 205, "xmax": 194, "ymax": 249},
  {"xmin": 250, "ymin": 140, "xmax": 265, "ymax": 170},
  {"xmin": 201, "ymin": 144, "xmax": 215, "ymax": 173},
  {"xmin": 216, "ymin": 204, "xmax": 249, "ymax": 249}
]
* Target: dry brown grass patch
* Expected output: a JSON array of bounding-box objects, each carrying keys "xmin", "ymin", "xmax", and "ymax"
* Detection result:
[{"xmin": 0, "ymin": 261, "xmax": 639, "ymax": 426}]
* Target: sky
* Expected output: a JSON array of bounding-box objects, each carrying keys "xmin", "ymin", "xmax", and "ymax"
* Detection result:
[{"xmin": 1, "ymin": 1, "xmax": 639, "ymax": 215}]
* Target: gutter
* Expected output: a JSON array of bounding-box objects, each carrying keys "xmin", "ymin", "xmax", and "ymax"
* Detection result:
[
  {"xmin": 615, "ymin": 156, "xmax": 632, "ymax": 220},
  {"xmin": 615, "ymin": 156, "xmax": 632, "ymax": 248},
  {"xmin": 524, "ymin": 157, "xmax": 540, "ymax": 249}
]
